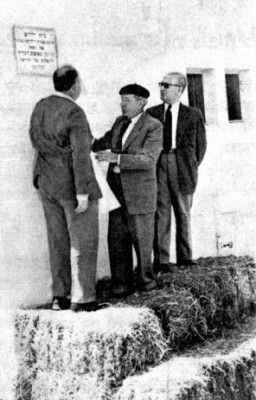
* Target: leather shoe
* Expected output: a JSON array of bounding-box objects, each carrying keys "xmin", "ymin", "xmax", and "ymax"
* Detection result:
[
  {"xmin": 111, "ymin": 286, "xmax": 134, "ymax": 298},
  {"xmin": 154, "ymin": 263, "xmax": 174, "ymax": 274},
  {"xmin": 71, "ymin": 301, "xmax": 109, "ymax": 312},
  {"xmin": 178, "ymin": 259, "xmax": 198, "ymax": 267},
  {"xmin": 52, "ymin": 296, "xmax": 70, "ymax": 310}
]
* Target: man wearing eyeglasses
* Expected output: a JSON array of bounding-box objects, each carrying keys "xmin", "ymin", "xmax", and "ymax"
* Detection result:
[{"xmin": 147, "ymin": 72, "xmax": 207, "ymax": 273}]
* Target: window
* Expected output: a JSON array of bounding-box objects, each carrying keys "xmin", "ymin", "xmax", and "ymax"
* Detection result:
[
  {"xmin": 187, "ymin": 74, "xmax": 206, "ymax": 121},
  {"xmin": 225, "ymin": 74, "xmax": 242, "ymax": 121}
]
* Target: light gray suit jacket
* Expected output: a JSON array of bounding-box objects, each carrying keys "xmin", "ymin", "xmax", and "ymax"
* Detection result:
[
  {"xmin": 30, "ymin": 95, "xmax": 102, "ymax": 201},
  {"xmin": 92, "ymin": 112, "xmax": 163, "ymax": 214}
]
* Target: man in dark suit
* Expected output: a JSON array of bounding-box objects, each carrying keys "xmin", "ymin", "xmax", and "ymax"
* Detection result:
[
  {"xmin": 93, "ymin": 84, "xmax": 163, "ymax": 296},
  {"xmin": 29, "ymin": 64, "xmax": 104, "ymax": 312},
  {"xmin": 147, "ymin": 72, "xmax": 207, "ymax": 272}
]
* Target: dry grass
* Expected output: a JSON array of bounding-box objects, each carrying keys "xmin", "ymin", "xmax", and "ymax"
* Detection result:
[
  {"xmin": 4, "ymin": 255, "xmax": 256, "ymax": 400},
  {"xmin": 14, "ymin": 307, "xmax": 166, "ymax": 400},
  {"xmin": 124, "ymin": 287, "xmax": 208, "ymax": 349},
  {"xmin": 119, "ymin": 256, "xmax": 256, "ymax": 349},
  {"xmin": 114, "ymin": 337, "xmax": 256, "ymax": 400}
]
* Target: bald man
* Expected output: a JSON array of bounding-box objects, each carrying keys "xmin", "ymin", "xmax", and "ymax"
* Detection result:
[
  {"xmin": 147, "ymin": 72, "xmax": 207, "ymax": 272},
  {"xmin": 29, "ymin": 64, "xmax": 104, "ymax": 312}
]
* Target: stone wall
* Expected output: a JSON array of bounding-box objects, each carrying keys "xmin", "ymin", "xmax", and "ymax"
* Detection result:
[{"xmin": 0, "ymin": 0, "xmax": 255, "ymax": 307}]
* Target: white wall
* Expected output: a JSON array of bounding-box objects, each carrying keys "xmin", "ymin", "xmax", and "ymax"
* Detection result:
[{"xmin": 0, "ymin": 0, "xmax": 256, "ymax": 307}]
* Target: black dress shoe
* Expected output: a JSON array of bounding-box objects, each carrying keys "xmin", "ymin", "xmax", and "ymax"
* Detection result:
[
  {"xmin": 111, "ymin": 286, "xmax": 134, "ymax": 298},
  {"xmin": 71, "ymin": 301, "xmax": 109, "ymax": 312},
  {"xmin": 178, "ymin": 259, "xmax": 198, "ymax": 267},
  {"xmin": 154, "ymin": 263, "xmax": 173, "ymax": 274},
  {"xmin": 52, "ymin": 296, "xmax": 71, "ymax": 310}
]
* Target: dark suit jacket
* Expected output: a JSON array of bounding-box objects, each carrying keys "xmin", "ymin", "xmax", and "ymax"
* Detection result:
[
  {"xmin": 29, "ymin": 95, "xmax": 102, "ymax": 201},
  {"xmin": 147, "ymin": 103, "xmax": 207, "ymax": 194},
  {"xmin": 92, "ymin": 112, "xmax": 163, "ymax": 214}
]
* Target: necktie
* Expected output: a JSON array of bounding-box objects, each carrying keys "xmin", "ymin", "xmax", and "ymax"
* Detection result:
[
  {"xmin": 163, "ymin": 105, "xmax": 172, "ymax": 152},
  {"xmin": 116, "ymin": 118, "xmax": 131, "ymax": 152}
]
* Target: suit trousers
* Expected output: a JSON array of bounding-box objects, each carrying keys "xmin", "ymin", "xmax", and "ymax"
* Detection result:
[
  {"xmin": 40, "ymin": 189, "xmax": 99, "ymax": 303},
  {"xmin": 108, "ymin": 207, "xmax": 155, "ymax": 291},
  {"xmin": 154, "ymin": 153, "xmax": 193, "ymax": 265}
]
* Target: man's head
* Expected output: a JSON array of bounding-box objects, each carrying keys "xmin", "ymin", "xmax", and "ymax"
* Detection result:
[
  {"xmin": 158, "ymin": 72, "xmax": 187, "ymax": 105},
  {"xmin": 53, "ymin": 64, "xmax": 81, "ymax": 100},
  {"xmin": 119, "ymin": 84, "xmax": 150, "ymax": 119}
]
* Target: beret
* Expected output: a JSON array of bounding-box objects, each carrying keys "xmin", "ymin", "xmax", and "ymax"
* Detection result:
[{"xmin": 119, "ymin": 83, "xmax": 150, "ymax": 99}]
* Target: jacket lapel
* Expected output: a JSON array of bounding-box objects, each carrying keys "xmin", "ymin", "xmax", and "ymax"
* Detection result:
[
  {"xmin": 111, "ymin": 118, "xmax": 125, "ymax": 151},
  {"xmin": 176, "ymin": 103, "xmax": 188, "ymax": 146},
  {"xmin": 122, "ymin": 113, "xmax": 146, "ymax": 151},
  {"xmin": 155, "ymin": 103, "xmax": 165, "ymax": 123}
]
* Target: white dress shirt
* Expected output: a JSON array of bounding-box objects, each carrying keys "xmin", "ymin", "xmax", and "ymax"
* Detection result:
[
  {"xmin": 116, "ymin": 112, "xmax": 143, "ymax": 170},
  {"xmin": 53, "ymin": 91, "xmax": 75, "ymax": 103},
  {"xmin": 164, "ymin": 101, "xmax": 180, "ymax": 149},
  {"xmin": 121, "ymin": 112, "xmax": 142, "ymax": 147}
]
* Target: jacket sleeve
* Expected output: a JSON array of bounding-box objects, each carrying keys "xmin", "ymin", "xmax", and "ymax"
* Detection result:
[
  {"xmin": 68, "ymin": 107, "xmax": 96, "ymax": 195},
  {"xmin": 195, "ymin": 110, "xmax": 207, "ymax": 165},
  {"xmin": 92, "ymin": 130, "xmax": 113, "ymax": 152},
  {"xmin": 120, "ymin": 121, "xmax": 163, "ymax": 171},
  {"xmin": 92, "ymin": 117, "xmax": 122, "ymax": 152}
]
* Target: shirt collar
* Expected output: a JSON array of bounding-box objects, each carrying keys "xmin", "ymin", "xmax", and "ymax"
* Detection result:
[
  {"xmin": 164, "ymin": 101, "xmax": 180, "ymax": 112},
  {"xmin": 130, "ymin": 112, "xmax": 143, "ymax": 124},
  {"xmin": 53, "ymin": 91, "xmax": 76, "ymax": 103}
]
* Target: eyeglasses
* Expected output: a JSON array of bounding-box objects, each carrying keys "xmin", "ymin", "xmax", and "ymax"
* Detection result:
[{"xmin": 158, "ymin": 82, "xmax": 181, "ymax": 89}]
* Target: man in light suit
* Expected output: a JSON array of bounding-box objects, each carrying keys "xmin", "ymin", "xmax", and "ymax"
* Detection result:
[
  {"xmin": 93, "ymin": 84, "xmax": 163, "ymax": 297},
  {"xmin": 147, "ymin": 72, "xmax": 207, "ymax": 273},
  {"xmin": 29, "ymin": 64, "xmax": 104, "ymax": 312}
]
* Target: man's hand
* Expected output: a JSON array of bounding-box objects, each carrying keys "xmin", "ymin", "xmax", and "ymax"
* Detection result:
[
  {"xmin": 95, "ymin": 151, "xmax": 118, "ymax": 163},
  {"xmin": 75, "ymin": 194, "xmax": 89, "ymax": 214}
]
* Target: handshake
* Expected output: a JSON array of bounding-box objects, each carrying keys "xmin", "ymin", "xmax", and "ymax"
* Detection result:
[
  {"xmin": 75, "ymin": 194, "xmax": 89, "ymax": 214},
  {"xmin": 95, "ymin": 150, "xmax": 118, "ymax": 163}
]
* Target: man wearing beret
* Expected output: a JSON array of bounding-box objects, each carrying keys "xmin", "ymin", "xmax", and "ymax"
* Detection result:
[
  {"xmin": 147, "ymin": 72, "xmax": 207, "ymax": 273},
  {"xmin": 92, "ymin": 84, "xmax": 163, "ymax": 296}
]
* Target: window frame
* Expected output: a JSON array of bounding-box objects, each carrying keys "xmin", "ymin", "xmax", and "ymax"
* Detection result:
[
  {"xmin": 186, "ymin": 73, "xmax": 206, "ymax": 122},
  {"xmin": 225, "ymin": 73, "xmax": 243, "ymax": 122}
]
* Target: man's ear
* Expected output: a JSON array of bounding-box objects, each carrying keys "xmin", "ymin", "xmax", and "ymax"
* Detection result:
[
  {"xmin": 180, "ymin": 86, "xmax": 185, "ymax": 96},
  {"xmin": 142, "ymin": 99, "xmax": 148, "ymax": 108}
]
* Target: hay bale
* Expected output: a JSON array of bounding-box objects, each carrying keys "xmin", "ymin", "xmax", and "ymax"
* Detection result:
[
  {"xmin": 13, "ymin": 256, "xmax": 256, "ymax": 399},
  {"xmin": 114, "ymin": 337, "xmax": 256, "ymax": 400},
  {"xmin": 122, "ymin": 256, "xmax": 256, "ymax": 351},
  {"xmin": 31, "ymin": 371, "xmax": 110, "ymax": 400},
  {"xmin": 15, "ymin": 307, "xmax": 166, "ymax": 399},
  {"xmin": 201, "ymin": 256, "xmax": 256, "ymax": 324},
  {"xmin": 198, "ymin": 255, "xmax": 256, "ymax": 318},
  {"xmin": 162, "ymin": 257, "xmax": 256, "ymax": 333},
  {"xmin": 227, "ymin": 256, "xmax": 256, "ymax": 315},
  {"xmin": 124, "ymin": 288, "xmax": 208, "ymax": 349},
  {"xmin": 114, "ymin": 357, "xmax": 207, "ymax": 400},
  {"xmin": 170, "ymin": 267, "xmax": 240, "ymax": 330}
]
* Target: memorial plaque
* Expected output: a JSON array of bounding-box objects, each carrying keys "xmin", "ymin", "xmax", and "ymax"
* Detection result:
[{"xmin": 13, "ymin": 25, "xmax": 58, "ymax": 76}]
